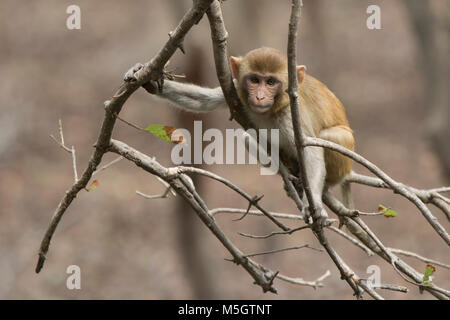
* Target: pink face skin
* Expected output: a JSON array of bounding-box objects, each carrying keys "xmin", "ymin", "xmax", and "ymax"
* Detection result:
[{"xmin": 244, "ymin": 73, "xmax": 282, "ymax": 114}]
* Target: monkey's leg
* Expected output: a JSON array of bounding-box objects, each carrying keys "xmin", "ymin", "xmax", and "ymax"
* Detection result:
[
  {"xmin": 320, "ymin": 126, "xmax": 355, "ymax": 211},
  {"xmin": 319, "ymin": 125, "xmax": 354, "ymax": 185},
  {"xmin": 302, "ymin": 146, "xmax": 328, "ymax": 222}
]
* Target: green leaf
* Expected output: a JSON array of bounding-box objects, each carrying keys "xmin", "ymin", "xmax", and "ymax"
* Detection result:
[
  {"xmin": 86, "ymin": 180, "xmax": 99, "ymax": 192},
  {"xmin": 422, "ymin": 264, "xmax": 435, "ymax": 285},
  {"xmin": 145, "ymin": 124, "xmax": 172, "ymax": 143},
  {"xmin": 145, "ymin": 124, "xmax": 185, "ymax": 144},
  {"xmin": 383, "ymin": 209, "xmax": 398, "ymax": 218},
  {"xmin": 378, "ymin": 204, "xmax": 398, "ymax": 218}
]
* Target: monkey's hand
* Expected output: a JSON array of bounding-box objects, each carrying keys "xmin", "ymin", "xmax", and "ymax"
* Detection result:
[{"xmin": 123, "ymin": 63, "xmax": 159, "ymax": 94}]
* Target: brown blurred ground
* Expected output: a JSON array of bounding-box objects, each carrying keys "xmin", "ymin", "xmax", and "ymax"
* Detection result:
[{"xmin": 0, "ymin": 0, "xmax": 448, "ymax": 299}]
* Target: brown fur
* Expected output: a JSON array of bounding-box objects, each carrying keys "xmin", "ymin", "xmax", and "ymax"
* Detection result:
[{"xmin": 232, "ymin": 47, "xmax": 354, "ymax": 185}]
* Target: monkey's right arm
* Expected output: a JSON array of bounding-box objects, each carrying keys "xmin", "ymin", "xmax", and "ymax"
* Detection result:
[
  {"xmin": 156, "ymin": 80, "xmax": 228, "ymax": 113},
  {"xmin": 124, "ymin": 63, "xmax": 228, "ymax": 113}
]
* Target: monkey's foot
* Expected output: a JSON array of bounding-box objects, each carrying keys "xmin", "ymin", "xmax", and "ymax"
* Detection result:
[
  {"xmin": 300, "ymin": 206, "xmax": 311, "ymax": 223},
  {"xmin": 314, "ymin": 208, "xmax": 329, "ymax": 227},
  {"xmin": 124, "ymin": 63, "xmax": 145, "ymax": 82},
  {"xmin": 124, "ymin": 63, "xmax": 159, "ymax": 94},
  {"xmin": 301, "ymin": 206, "xmax": 328, "ymax": 225}
]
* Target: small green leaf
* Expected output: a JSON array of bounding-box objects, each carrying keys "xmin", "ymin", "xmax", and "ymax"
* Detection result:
[
  {"xmin": 145, "ymin": 124, "xmax": 185, "ymax": 144},
  {"xmin": 383, "ymin": 209, "xmax": 398, "ymax": 218},
  {"xmin": 86, "ymin": 180, "xmax": 99, "ymax": 192},
  {"xmin": 378, "ymin": 204, "xmax": 398, "ymax": 218},
  {"xmin": 422, "ymin": 264, "xmax": 436, "ymax": 286},
  {"xmin": 145, "ymin": 124, "xmax": 172, "ymax": 143}
]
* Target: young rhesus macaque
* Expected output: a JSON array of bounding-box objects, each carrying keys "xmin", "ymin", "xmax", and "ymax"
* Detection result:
[{"xmin": 124, "ymin": 47, "xmax": 354, "ymax": 219}]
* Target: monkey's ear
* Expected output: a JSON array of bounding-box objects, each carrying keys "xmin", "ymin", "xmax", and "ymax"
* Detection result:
[
  {"xmin": 230, "ymin": 56, "xmax": 241, "ymax": 79},
  {"xmin": 296, "ymin": 65, "xmax": 307, "ymax": 84}
]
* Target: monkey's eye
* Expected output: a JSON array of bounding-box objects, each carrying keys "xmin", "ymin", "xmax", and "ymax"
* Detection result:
[
  {"xmin": 267, "ymin": 77, "xmax": 277, "ymax": 86},
  {"xmin": 250, "ymin": 76, "xmax": 259, "ymax": 84}
]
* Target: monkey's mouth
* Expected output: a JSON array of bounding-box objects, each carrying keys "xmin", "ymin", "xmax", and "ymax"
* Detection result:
[{"xmin": 249, "ymin": 102, "xmax": 273, "ymax": 114}]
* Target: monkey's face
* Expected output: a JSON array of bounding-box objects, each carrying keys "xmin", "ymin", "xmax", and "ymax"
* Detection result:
[{"xmin": 244, "ymin": 73, "xmax": 282, "ymax": 114}]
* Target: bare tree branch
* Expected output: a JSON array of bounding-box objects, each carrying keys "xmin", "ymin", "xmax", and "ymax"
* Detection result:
[
  {"xmin": 176, "ymin": 166, "xmax": 289, "ymax": 231},
  {"xmin": 108, "ymin": 139, "xmax": 313, "ymax": 294},
  {"xmin": 345, "ymin": 171, "xmax": 450, "ymax": 222},
  {"xmin": 286, "ymin": 0, "xmax": 362, "ymax": 298},
  {"xmin": 324, "ymin": 192, "xmax": 450, "ymax": 299},
  {"xmin": 35, "ymin": 0, "xmax": 215, "ymax": 274},
  {"xmin": 304, "ymin": 137, "xmax": 450, "ymax": 245},
  {"xmin": 35, "ymin": 0, "xmax": 449, "ymax": 300}
]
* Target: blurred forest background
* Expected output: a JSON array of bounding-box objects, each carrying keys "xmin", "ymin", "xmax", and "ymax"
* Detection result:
[{"xmin": 0, "ymin": 0, "xmax": 449, "ymax": 299}]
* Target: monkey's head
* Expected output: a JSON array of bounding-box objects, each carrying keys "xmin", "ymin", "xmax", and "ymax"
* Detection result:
[{"xmin": 230, "ymin": 47, "xmax": 306, "ymax": 115}]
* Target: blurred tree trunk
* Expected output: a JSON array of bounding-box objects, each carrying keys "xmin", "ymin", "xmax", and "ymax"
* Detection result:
[
  {"xmin": 306, "ymin": 0, "xmax": 327, "ymax": 72},
  {"xmin": 240, "ymin": 0, "xmax": 286, "ymax": 266},
  {"xmin": 166, "ymin": 0, "xmax": 219, "ymax": 299},
  {"xmin": 405, "ymin": 0, "xmax": 450, "ymax": 181},
  {"xmin": 240, "ymin": 0, "xmax": 263, "ymax": 45},
  {"xmin": 175, "ymin": 45, "xmax": 220, "ymax": 299}
]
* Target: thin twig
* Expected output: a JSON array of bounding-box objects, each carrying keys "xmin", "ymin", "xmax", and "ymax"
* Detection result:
[
  {"xmin": 430, "ymin": 187, "xmax": 450, "ymax": 194},
  {"xmin": 327, "ymin": 226, "xmax": 374, "ymax": 256},
  {"xmin": 136, "ymin": 189, "xmax": 171, "ymax": 199},
  {"xmin": 243, "ymin": 245, "xmax": 324, "ymax": 258},
  {"xmin": 247, "ymin": 259, "xmax": 330, "ymax": 289},
  {"xmin": 210, "ymin": 207, "xmax": 303, "ymax": 220},
  {"xmin": 49, "ymin": 120, "xmax": 78, "ymax": 183},
  {"xmin": 388, "ymin": 248, "xmax": 450, "ymax": 269},
  {"xmin": 239, "ymin": 225, "xmax": 311, "ymax": 239},
  {"xmin": 71, "ymin": 146, "xmax": 78, "ymax": 183},
  {"xmin": 114, "ymin": 112, "xmax": 147, "ymax": 132},
  {"xmin": 58, "ymin": 119, "xmax": 65, "ymax": 146},
  {"xmin": 50, "ymin": 135, "xmax": 71, "ymax": 153},
  {"xmin": 177, "ymin": 166, "xmax": 289, "ymax": 231},
  {"xmin": 92, "ymin": 156, "xmax": 124, "ymax": 176},
  {"xmin": 371, "ymin": 283, "xmax": 408, "ymax": 293},
  {"xmin": 277, "ymin": 270, "xmax": 331, "ymax": 289}
]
